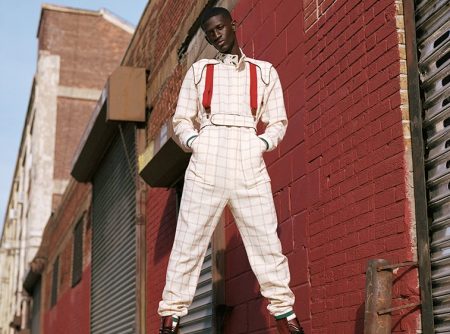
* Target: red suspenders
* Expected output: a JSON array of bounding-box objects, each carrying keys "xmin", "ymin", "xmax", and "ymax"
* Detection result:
[
  {"xmin": 202, "ymin": 64, "xmax": 214, "ymax": 114},
  {"xmin": 202, "ymin": 62, "xmax": 258, "ymax": 116},
  {"xmin": 249, "ymin": 63, "xmax": 258, "ymax": 115}
]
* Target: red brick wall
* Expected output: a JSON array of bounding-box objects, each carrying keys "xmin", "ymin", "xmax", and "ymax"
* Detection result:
[
  {"xmin": 225, "ymin": 0, "xmax": 419, "ymax": 333},
  {"xmin": 38, "ymin": 8, "xmax": 133, "ymax": 194},
  {"xmin": 123, "ymin": 0, "xmax": 199, "ymax": 142},
  {"xmin": 147, "ymin": 65, "xmax": 184, "ymax": 142},
  {"xmin": 39, "ymin": 9, "xmax": 132, "ymax": 89},
  {"xmin": 146, "ymin": 188, "xmax": 178, "ymax": 332},
  {"xmin": 43, "ymin": 266, "xmax": 91, "ymax": 334},
  {"xmin": 39, "ymin": 181, "xmax": 92, "ymax": 333},
  {"xmin": 53, "ymin": 98, "xmax": 96, "ymax": 180}
]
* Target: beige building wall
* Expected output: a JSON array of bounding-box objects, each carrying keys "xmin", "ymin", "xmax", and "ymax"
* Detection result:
[{"xmin": 0, "ymin": 51, "xmax": 59, "ymax": 332}]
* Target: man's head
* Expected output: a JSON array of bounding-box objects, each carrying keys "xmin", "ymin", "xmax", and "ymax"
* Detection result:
[{"xmin": 201, "ymin": 7, "xmax": 239, "ymax": 54}]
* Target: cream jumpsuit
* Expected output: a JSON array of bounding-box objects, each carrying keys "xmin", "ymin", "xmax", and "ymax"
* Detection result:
[{"xmin": 158, "ymin": 51, "xmax": 295, "ymax": 319}]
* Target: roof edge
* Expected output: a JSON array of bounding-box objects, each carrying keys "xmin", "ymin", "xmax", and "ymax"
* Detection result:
[
  {"xmin": 41, "ymin": 3, "xmax": 99, "ymax": 15},
  {"xmin": 37, "ymin": 3, "xmax": 135, "ymax": 38},
  {"xmin": 100, "ymin": 8, "xmax": 135, "ymax": 34}
]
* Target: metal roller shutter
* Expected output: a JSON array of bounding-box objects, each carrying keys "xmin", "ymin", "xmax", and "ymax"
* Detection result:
[
  {"xmin": 415, "ymin": 0, "xmax": 450, "ymax": 332},
  {"xmin": 91, "ymin": 124, "xmax": 137, "ymax": 334},
  {"xmin": 180, "ymin": 245, "xmax": 213, "ymax": 334}
]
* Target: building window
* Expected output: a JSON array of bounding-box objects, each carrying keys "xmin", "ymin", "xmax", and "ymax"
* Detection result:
[
  {"xmin": 50, "ymin": 256, "xmax": 59, "ymax": 307},
  {"xmin": 72, "ymin": 218, "xmax": 84, "ymax": 286}
]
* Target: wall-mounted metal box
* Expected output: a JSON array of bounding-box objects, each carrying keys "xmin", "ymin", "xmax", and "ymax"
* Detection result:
[
  {"xmin": 107, "ymin": 66, "xmax": 146, "ymax": 122},
  {"xmin": 71, "ymin": 66, "xmax": 146, "ymax": 182}
]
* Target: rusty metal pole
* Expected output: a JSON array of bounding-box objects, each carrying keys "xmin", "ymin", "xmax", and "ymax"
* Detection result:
[{"xmin": 364, "ymin": 259, "xmax": 393, "ymax": 334}]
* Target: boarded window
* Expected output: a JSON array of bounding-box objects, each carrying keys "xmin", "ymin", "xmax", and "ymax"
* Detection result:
[
  {"xmin": 50, "ymin": 257, "xmax": 59, "ymax": 307},
  {"xmin": 72, "ymin": 218, "xmax": 84, "ymax": 286}
]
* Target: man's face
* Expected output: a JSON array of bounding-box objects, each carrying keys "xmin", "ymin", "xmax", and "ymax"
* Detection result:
[{"xmin": 203, "ymin": 14, "xmax": 236, "ymax": 54}]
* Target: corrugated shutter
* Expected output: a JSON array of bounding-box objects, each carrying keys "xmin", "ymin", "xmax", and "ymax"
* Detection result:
[
  {"xmin": 415, "ymin": 1, "xmax": 450, "ymax": 332},
  {"xmin": 91, "ymin": 124, "xmax": 137, "ymax": 334},
  {"xmin": 179, "ymin": 245, "xmax": 213, "ymax": 334}
]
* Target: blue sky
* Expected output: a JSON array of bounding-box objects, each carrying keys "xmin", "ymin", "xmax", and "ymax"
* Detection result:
[{"xmin": 0, "ymin": 1, "xmax": 148, "ymax": 230}]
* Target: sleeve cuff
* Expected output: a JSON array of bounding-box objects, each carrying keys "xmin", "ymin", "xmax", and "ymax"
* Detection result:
[
  {"xmin": 180, "ymin": 129, "xmax": 198, "ymax": 149},
  {"xmin": 186, "ymin": 135, "xmax": 198, "ymax": 148},
  {"xmin": 258, "ymin": 134, "xmax": 273, "ymax": 151}
]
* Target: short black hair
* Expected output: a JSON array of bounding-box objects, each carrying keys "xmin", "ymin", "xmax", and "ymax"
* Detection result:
[{"xmin": 200, "ymin": 7, "xmax": 232, "ymax": 30}]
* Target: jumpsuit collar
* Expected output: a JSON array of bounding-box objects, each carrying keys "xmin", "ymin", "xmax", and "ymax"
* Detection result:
[{"xmin": 215, "ymin": 49, "xmax": 246, "ymax": 70}]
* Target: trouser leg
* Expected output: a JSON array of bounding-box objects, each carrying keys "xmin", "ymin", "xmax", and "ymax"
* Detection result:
[
  {"xmin": 228, "ymin": 181, "xmax": 295, "ymax": 317},
  {"xmin": 158, "ymin": 179, "xmax": 227, "ymax": 317}
]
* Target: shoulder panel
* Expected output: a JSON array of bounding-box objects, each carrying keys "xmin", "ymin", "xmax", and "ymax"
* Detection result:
[
  {"xmin": 245, "ymin": 58, "xmax": 273, "ymax": 85},
  {"xmin": 192, "ymin": 59, "xmax": 220, "ymax": 85}
]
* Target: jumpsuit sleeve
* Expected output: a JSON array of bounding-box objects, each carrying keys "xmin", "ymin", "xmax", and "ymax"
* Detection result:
[
  {"xmin": 258, "ymin": 66, "xmax": 288, "ymax": 152},
  {"xmin": 172, "ymin": 65, "xmax": 199, "ymax": 150}
]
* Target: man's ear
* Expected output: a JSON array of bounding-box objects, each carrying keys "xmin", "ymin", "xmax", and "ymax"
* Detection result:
[
  {"xmin": 204, "ymin": 35, "xmax": 212, "ymax": 45},
  {"xmin": 231, "ymin": 20, "xmax": 237, "ymax": 31}
]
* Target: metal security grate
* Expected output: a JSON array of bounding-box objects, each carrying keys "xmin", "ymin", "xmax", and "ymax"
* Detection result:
[
  {"xmin": 416, "ymin": 0, "xmax": 450, "ymax": 332},
  {"xmin": 91, "ymin": 124, "xmax": 137, "ymax": 334}
]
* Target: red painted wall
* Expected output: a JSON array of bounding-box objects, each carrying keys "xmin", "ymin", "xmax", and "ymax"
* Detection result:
[
  {"xmin": 223, "ymin": 0, "xmax": 419, "ymax": 333},
  {"xmin": 146, "ymin": 188, "xmax": 178, "ymax": 332},
  {"xmin": 43, "ymin": 266, "xmax": 91, "ymax": 334},
  {"xmin": 144, "ymin": 0, "xmax": 419, "ymax": 333}
]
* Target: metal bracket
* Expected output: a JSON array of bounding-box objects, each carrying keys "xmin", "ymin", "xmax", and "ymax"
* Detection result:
[
  {"xmin": 376, "ymin": 261, "xmax": 420, "ymax": 315},
  {"xmin": 377, "ymin": 261, "xmax": 418, "ymax": 271},
  {"xmin": 364, "ymin": 259, "xmax": 421, "ymax": 333},
  {"xmin": 378, "ymin": 302, "xmax": 422, "ymax": 315}
]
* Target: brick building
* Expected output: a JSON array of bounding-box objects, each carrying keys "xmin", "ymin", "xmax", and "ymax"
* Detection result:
[
  {"xmin": 15, "ymin": 0, "xmax": 450, "ymax": 333},
  {"xmin": 0, "ymin": 4, "xmax": 133, "ymax": 334}
]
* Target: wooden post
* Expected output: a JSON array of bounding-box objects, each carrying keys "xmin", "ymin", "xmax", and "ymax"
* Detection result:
[{"xmin": 364, "ymin": 259, "xmax": 393, "ymax": 334}]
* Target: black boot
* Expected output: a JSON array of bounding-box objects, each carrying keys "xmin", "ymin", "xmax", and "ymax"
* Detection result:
[
  {"xmin": 159, "ymin": 316, "xmax": 179, "ymax": 334},
  {"xmin": 276, "ymin": 317, "xmax": 305, "ymax": 334}
]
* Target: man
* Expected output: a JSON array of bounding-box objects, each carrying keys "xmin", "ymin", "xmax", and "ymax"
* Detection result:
[{"xmin": 158, "ymin": 7, "xmax": 304, "ymax": 334}]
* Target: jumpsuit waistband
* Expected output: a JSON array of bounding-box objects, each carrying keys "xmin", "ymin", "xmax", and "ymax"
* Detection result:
[{"xmin": 200, "ymin": 113, "xmax": 256, "ymax": 130}]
